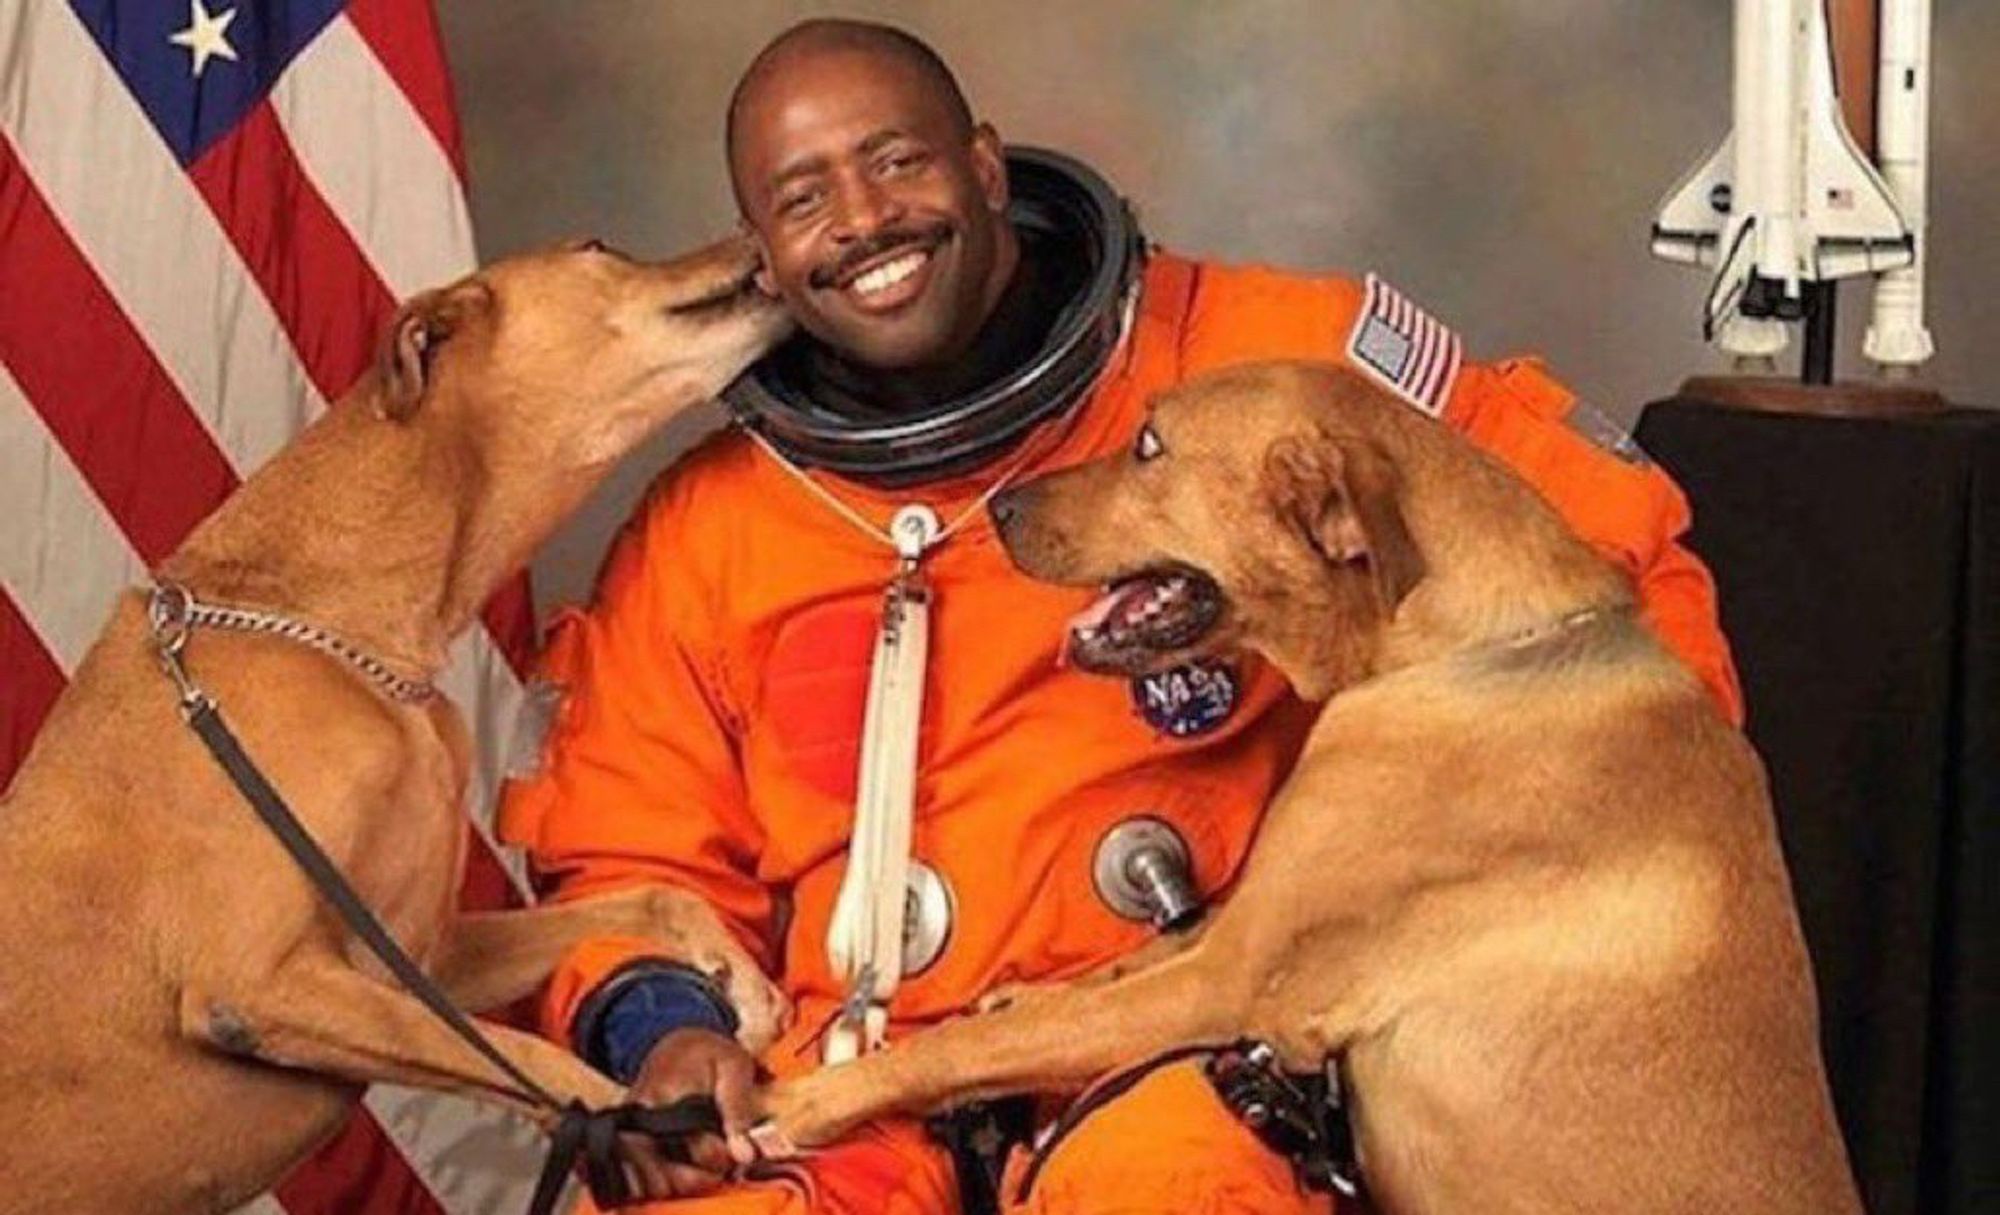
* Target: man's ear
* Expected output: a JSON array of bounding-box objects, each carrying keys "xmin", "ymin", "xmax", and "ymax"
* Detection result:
[
  {"xmin": 374, "ymin": 282, "xmax": 489, "ymax": 422},
  {"xmin": 1264, "ymin": 432, "xmax": 1425, "ymax": 610},
  {"xmin": 745, "ymin": 227, "xmax": 780, "ymax": 299},
  {"xmin": 970, "ymin": 122, "xmax": 1009, "ymax": 213}
]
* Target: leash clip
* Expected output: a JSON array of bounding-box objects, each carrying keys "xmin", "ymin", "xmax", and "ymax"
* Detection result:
[
  {"xmin": 1207, "ymin": 1041, "xmax": 1362, "ymax": 1198},
  {"xmin": 827, "ymin": 963, "xmax": 889, "ymax": 1061},
  {"xmin": 146, "ymin": 581, "xmax": 214, "ymax": 718}
]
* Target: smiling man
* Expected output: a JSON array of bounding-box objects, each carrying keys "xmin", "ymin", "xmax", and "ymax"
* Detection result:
[{"xmin": 499, "ymin": 18, "xmax": 1744, "ymax": 1214}]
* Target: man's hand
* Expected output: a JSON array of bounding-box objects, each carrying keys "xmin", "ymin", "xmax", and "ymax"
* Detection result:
[{"xmin": 619, "ymin": 1028, "xmax": 759, "ymax": 1199}]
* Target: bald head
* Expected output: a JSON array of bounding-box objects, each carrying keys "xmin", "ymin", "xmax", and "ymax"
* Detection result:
[{"xmin": 726, "ymin": 20, "xmax": 973, "ymax": 203}]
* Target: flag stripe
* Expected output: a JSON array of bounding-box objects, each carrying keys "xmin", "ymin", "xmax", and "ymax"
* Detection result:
[
  {"xmin": 435, "ymin": 633, "xmax": 533, "ymax": 898},
  {"xmin": 1, "ymin": 0, "xmax": 321, "ymax": 472},
  {"xmin": 1419, "ymin": 330, "xmax": 1458, "ymax": 407},
  {"xmin": 0, "ymin": 588, "xmax": 67, "ymax": 789},
  {"xmin": 343, "ymin": 0, "xmax": 468, "ymax": 184},
  {"xmin": 479, "ymin": 588, "xmax": 537, "ymax": 683},
  {"xmin": 274, "ymin": 1110, "xmax": 451, "ymax": 1215},
  {"xmin": 1409, "ymin": 317, "xmax": 1438, "ymax": 395},
  {"xmin": 1423, "ymin": 327, "xmax": 1451, "ymax": 401},
  {"xmin": 0, "ymin": 364, "xmax": 146, "ymax": 673},
  {"xmin": 273, "ymin": 15, "xmax": 476, "ymax": 303},
  {"xmin": 366, "ymin": 1085, "xmax": 553, "ymax": 1211},
  {"xmin": 1405, "ymin": 309, "xmax": 1438, "ymax": 392},
  {"xmin": 189, "ymin": 104, "xmax": 397, "ymax": 405},
  {"xmin": 0, "ymin": 137, "xmax": 239, "ymax": 563}
]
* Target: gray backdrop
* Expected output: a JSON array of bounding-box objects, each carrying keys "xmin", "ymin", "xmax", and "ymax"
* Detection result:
[{"xmin": 435, "ymin": 2, "xmax": 1999, "ymax": 617}]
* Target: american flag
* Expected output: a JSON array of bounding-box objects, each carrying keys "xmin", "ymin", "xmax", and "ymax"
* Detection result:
[
  {"xmin": 2, "ymin": 1, "xmax": 554, "ymax": 1211},
  {"xmin": 1346, "ymin": 272, "xmax": 1464, "ymax": 419}
]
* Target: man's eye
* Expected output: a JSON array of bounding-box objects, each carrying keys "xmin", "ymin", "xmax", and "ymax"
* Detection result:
[
  {"xmin": 777, "ymin": 187, "xmax": 825, "ymax": 218},
  {"xmin": 1134, "ymin": 424, "xmax": 1165, "ymax": 462},
  {"xmin": 876, "ymin": 149, "xmax": 928, "ymax": 177}
]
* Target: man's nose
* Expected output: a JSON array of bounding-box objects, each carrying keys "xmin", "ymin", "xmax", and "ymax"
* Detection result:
[{"xmin": 830, "ymin": 172, "xmax": 904, "ymax": 240}]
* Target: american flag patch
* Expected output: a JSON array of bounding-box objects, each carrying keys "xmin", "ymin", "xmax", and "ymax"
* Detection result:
[{"xmin": 1345, "ymin": 274, "xmax": 1464, "ymax": 418}]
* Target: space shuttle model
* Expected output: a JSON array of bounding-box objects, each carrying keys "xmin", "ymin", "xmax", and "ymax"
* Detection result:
[{"xmin": 1651, "ymin": 0, "xmax": 1934, "ymax": 372}]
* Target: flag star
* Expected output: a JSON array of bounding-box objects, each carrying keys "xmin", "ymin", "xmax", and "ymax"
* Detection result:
[{"xmin": 168, "ymin": 0, "xmax": 240, "ymax": 79}]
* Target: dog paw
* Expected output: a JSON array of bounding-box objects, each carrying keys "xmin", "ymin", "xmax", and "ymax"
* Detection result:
[
  {"xmin": 756, "ymin": 1074, "xmax": 855, "ymax": 1152},
  {"xmin": 721, "ymin": 967, "xmax": 792, "ymax": 1054}
]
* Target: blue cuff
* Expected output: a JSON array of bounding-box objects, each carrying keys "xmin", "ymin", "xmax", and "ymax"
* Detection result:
[{"xmin": 574, "ymin": 960, "xmax": 739, "ymax": 1084}]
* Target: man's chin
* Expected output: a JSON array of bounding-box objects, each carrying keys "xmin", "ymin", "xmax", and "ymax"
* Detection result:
[{"xmin": 792, "ymin": 290, "xmax": 965, "ymax": 367}]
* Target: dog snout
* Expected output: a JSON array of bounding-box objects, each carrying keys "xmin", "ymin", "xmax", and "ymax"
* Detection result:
[
  {"xmin": 988, "ymin": 485, "xmax": 1026, "ymax": 532},
  {"xmin": 657, "ymin": 232, "xmax": 764, "ymax": 313},
  {"xmin": 989, "ymin": 483, "xmax": 1068, "ymax": 578},
  {"xmin": 988, "ymin": 486, "xmax": 1044, "ymax": 559}
]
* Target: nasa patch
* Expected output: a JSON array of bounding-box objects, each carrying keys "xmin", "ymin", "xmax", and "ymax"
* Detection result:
[{"xmin": 1130, "ymin": 658, "xmax": 1240, "ymax": 739}]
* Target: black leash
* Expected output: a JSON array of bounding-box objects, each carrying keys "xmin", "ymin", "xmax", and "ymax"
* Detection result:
[
  {"xmin": 1012, "ymin": 1043, "xmax": 1222, "ymax": 1204},
  {"xmin": 146, "ymin": 584, "xmax": 721, "ymax": 1213}
]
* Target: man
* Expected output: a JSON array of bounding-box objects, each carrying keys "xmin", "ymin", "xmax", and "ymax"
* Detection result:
[{"xmin": 498, "ymin": 18, "xmax": 1743, "ymax": 1214}]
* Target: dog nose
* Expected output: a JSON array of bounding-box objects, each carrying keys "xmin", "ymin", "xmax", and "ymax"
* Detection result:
[{"xmin": 988, "ymin": 487, "xmax": 1024, "ymax": 531}]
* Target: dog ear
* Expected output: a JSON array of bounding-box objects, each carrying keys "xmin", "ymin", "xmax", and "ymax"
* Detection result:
[
  {"xmin": 376, "ymin": 294, "xmax": 443, "ymax": 421},
  {"xmin": 1266, "ymin": 433, "xmax": 1425, "ymax": 609},
  {"xmin": 375, "ymin": 282, "xmax": 490, "ymax": 422}
]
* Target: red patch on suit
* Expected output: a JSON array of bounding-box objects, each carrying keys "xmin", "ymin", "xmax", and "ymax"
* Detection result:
[{"xmin": 761, "ymin": 600, "xmax": 879, "ymax": 802}]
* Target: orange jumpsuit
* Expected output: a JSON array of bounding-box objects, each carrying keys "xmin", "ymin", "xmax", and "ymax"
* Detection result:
[{"xmin": 498, "ymin": 253, "xmax": 1744, "ymax": 1214}]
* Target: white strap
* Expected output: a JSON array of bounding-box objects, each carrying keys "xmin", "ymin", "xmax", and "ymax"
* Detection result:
[
  {"xmin": 824, "ymin": 507, "xmax": 936, "ymax": 1061},
  {"xmin": 737, "ymin": 412, "xmax": 1095, "ymax": 1064}
]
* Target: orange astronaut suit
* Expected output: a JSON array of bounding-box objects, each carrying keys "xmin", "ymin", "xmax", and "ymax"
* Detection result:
[{"xmin": 497, "ymin": 252, "xmax": 1743, "ymax": 1214}]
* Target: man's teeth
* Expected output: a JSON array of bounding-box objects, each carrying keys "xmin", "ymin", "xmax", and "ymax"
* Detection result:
[{"xmin": 850, "ymin": 251, "xmax": 928, "ymax": 296}]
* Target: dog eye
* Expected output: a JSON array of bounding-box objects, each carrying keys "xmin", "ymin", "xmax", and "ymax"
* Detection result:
[{"xmin": 1134, "ymin": 423, "xmax": 1165, "ymax": 463}]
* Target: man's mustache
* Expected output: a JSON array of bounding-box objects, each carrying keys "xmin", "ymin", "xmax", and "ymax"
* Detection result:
[{"xmin": 809, "ymin": 221, "xmax": 953, "ymax": 290}]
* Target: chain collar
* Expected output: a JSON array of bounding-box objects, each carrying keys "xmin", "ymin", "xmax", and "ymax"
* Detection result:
[{"xmin": 146, "ymin": 581, "xmax": 438, "ymax": 705}]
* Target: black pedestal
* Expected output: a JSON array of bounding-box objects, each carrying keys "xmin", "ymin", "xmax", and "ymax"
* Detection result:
[{"xmin": 1635, "ymin": 398, "xmax": 2000, "ymax": 1215}]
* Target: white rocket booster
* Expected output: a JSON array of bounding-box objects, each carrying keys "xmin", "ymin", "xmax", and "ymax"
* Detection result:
[
  {"xmin": 1651, "ymin": 0, "xmax": 1918, "ymax": 363},
  {"xmin": 1863, "ymin": 0, "xmax": 1935, "ymax": 370}
]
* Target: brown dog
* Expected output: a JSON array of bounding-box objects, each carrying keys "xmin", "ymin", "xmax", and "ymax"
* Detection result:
[
  {"xmin": 757, "ymin": 362, "xmax": 1861, "ymax": 1213},
  {"xmin": 0, "ymin": 236, "xmax": 791, "ymax": 1214}
]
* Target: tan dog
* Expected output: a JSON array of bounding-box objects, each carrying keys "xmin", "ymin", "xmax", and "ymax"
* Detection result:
[
  {"xmin": 0, "ymin": 236, "xmax": 791, "ymax": 1215},
  {"xmin": 758, "ymin": 362, "xmax": 1861, "ymax": 1213}
]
